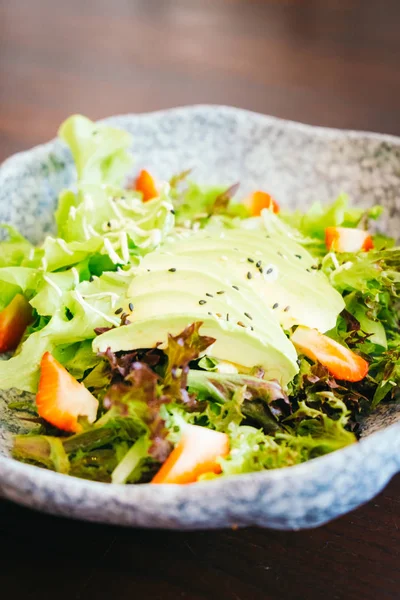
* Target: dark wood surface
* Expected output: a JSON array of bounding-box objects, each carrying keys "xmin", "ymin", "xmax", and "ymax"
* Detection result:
[{"xmin": 0, "ymin": 1, "xmax": 400, "ymax": 598}]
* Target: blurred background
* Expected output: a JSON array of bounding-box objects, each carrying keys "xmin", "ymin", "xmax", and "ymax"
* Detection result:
[{"xmin": 1, "ymin": 0, "xmax": 400, "ymax": 161}]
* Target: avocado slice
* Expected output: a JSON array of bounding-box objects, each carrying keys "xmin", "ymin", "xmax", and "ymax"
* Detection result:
[
  {"xmin": 94, "ymin": 227, "xmax": 344, "ymax": 387},
  {"xmin": 93, "ymin": 313, "xmax": 298, "ymax": 386}
]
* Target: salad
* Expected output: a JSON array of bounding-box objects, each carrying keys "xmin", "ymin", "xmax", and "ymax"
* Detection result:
[{"xmin": 0, "ymin": 115, "xmax": 399, "ymax": 485}]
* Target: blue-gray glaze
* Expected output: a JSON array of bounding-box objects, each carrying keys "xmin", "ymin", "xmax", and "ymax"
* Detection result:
[{"xmin": 0, "ymin": 106, "xmax": 399, "ymax": 530}]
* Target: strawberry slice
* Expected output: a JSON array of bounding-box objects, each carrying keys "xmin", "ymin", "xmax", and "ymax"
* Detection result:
[
  {"xmin": 291, "ymin": 325, "xmax": 369, "ymax": 382},
  {"xmin": 244, "ymin": 190, "xmax": 280, "ymax": 216},
  {"xmin": 152, "ymin": 424, "xmax": 229, "ymax": 484},
  {"xmin": 325, "ymin": 227, "xmax": 374, "ymax": 253},
  {"xmin": 36, "ymin": 352, "xmax": 99, "ymax": 433},
  {"xmin": 134, "ymin": 169, "xmax": 158, "ymax": 202},
  {"xmin": 0, "ymin": 293, "xmax": 32, "ymax": 352}
]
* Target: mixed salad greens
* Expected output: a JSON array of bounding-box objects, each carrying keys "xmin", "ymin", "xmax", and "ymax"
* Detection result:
[{"xmin": 1, "ymin": 115, "xmax": 399, "ymax": 485}]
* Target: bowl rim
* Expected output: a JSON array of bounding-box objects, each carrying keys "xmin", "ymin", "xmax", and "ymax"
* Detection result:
[{"xmin": 1, "ymin": 104, "xmax": 399, "ymax": 506}]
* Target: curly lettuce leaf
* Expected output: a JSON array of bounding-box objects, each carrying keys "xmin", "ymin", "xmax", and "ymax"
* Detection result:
[
  {"xmin": 0, "ymin": 225, "xmax": 34, "ymax": 268},
  {"xmin": 187, "ymin": 370, "xmax": 287, "ymax": 434},
  {"xmin": 59, "ymin": 115, "xmax": 133, "ymax": 186},
  {"xmin": 281, "ymin": 194, "xmax": 383, "ymax": 240},
  {"xmin": 171, "ymin": 180, "xmax": 247, "ymax": 227},
  {"xmin": 0, "ymin": 269, "xmax": 131, "ymax": 391}
]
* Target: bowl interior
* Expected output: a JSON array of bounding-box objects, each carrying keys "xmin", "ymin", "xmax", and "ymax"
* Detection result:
[{"xmin": 1, "ymin": 106, "xmax": 400, "ymax": 460}]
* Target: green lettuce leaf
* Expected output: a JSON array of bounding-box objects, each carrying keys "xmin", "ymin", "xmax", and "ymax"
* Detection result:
[
  {"xmin": 281, "ymin": 194, "xmax": 383, "ymax": 240},
  {"xmin": 58, "ymin": 115, "xmax": 133, "ymax": 186},
  {"xmin": 0, "ymin": 225, "xmax": 34, "ymax": 268}
]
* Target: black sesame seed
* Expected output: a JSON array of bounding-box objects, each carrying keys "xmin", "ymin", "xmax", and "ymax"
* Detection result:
[
  {"xmin": 120, "ymin": 312, "xmax": 127, "ymax": 320},
  {"xmin": 250, "ymin": 326, "xmax": 254, "ymax": 331},
  {"xmin": 199, "ymin": 300, "xmax": 207, "ymax": 305},
  {"xmin": 115, "ymin": 307, "xmax": 123, "ymax": 315},
  {"xmin": 170, "ymin": 209, "xmax": 176, "ymax": 214},
  {"xmin": 247, "ymin": 272, "xmax": 252, "ymax": 280},
  {"xmin": 205, "ymin": 293, "xmax": 213, "ymax": 297},
  {"xmin": 232, "ymin": 285, "xmax": 239, "ymax": 290},
  {"xmin": 107, "ymin": 221, "xmax": 111, "ymax": 228},
  {"xmin": 306, "ymin": 268, "xmax": 311, "ymax": 273},
  {"xmin": 272, "ymin": 303, "xmax": 279, "ymax": 310},
  {"xmin": 247, "ymin": 258, "xmax": 254, "ymax": 263},
  {"xmin": 128, "ymin": 302, "xmax": 134, "ymax": 311},
  {"xmin": 208, "ymin": 312, "xmax": 213, "ymax": 316},
  {"xmin": 258, "ymin": 267, "xmax": 263, "ymax": 274},
  {"xmin": 168, "ymin": 268, "xmax": 176, "ymax": 272},
  {"xmin": 244, "ymin": 312, "xmax": 253, "ymax": 320},
  {"xmin": 311, "ymin": 265, "xmax": 318, "ymax": 270},
  {"xmin": 295, "ymin": 254, "xmax": 302, "ymax": 259},
  {"xmin": 256, "ymin": 260, "xmax": 262, "ymax": 268},
  {"xmin": 284, "ymin": 305, "xmax": 290, "ymax": 312},
  {"xmin": 266, "ymin": 268, "xmax": 273, "ymax": 275},
  {"xmin": 226, "ymin": 313, "xmax": 229, "ymax": 321},
  {"xmin": 216, "ymin": 290, "xmax": 225, "ymax": 295}
]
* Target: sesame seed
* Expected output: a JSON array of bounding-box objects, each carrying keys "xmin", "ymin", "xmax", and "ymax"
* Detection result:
[
  {"xmin": 128, "ymin": 302, "xmax": 134, "ymax": 311},
  {"xmin": 247, "ymin": 272, "xmax": 252, "ymax": 280},
  {"xmin": 216, "ymin": 313, "xmax": 222, "ymax": 318},
  {"xmin": 232, "ymin": 285, "xmax": 239, "ymax": 290},
  {"xmin": 199, "ymin": 300, "xmax": 207, "ymax": 305},
  {"xmin": 205, "ymin": 293, "xmax": 213, "ymax": 297},
  {"xmin": 226, "ymin": 313, "xmax": 229, "ymax": 321},
  {"xmin": 244, "ymin": 312, "xmax": 253, "ymax": 320},
  {"xmin": 311, "ymin": 265, "xmax": 318, "ymax": 270},
  {"xmin": 120, "ymin": 312, "xmax": 127, "ymax": 320},
  {"xmin": 208, "ymin": 312, "xmax": 213, "ymax": 316},
  {"xmin": 237, "ymin": 321, "xmax": 246, "ymax": 328},
  {"xmin": 258, "ymin": 267, "xmax": 263, "ymax": 274},
  {"xmin": 284, "ymin": 305, "xmax": 290, "ymax": 312},
  {"xmin": 247, "ymin": 258, "xmax": 254, "ymax": 263},
  {"xmin": 115, "ymin": 307, "xmax": 123, "ymax": 314},
  {"xmin": 295, "ymin": 254, "xmax": 302, "ymax": 259},
  {"xmin": 266, "ymin": 268, "xmax": 273, "ymax": 275},
  {"xmin": 107, "ymin": 221, "xmax": 111, "ymax": 228},
  {"xmin": 306, "ymin": 268, "xmax": 311, "ymax": 273},
  {"xmin": 216, "ymin": 290, "xmax": 225, "ymax": 295},
  {"xmin": 170, "ymin": 209, "xmax": 176, "ymax": 214},
  {"xmin": 272, "ymin": 303, "xmax": 279, "ymax": 310},
  {"xmin": 168, "ymin": 268, "xmax": 176, "ymax": 272},
  {"xmin": 256, "ymin": 260, "xmax": 262, "ymax": 268},
  {"xmin": 250, "ymin": 326, "xmax": 254, "ymax": 331}
]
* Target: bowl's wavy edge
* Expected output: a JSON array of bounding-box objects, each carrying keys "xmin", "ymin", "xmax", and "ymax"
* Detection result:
[{"xmin": 1, "ymin": 104, "xmax": 400, "ymax": 530}]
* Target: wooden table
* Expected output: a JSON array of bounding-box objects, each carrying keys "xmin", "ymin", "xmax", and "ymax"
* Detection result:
[{"xmin": 0, "ymin": 1, "xmax": 399, "ymax": 598}]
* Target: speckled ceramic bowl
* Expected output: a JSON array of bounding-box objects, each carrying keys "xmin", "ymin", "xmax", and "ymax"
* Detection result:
[{"xmin": 0, "ymin": 106, "xmax": 400, "ymax": 530}]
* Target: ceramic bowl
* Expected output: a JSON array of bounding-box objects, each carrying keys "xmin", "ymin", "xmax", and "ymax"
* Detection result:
[{"xmin": 0, "ymin": 106, "xmax": 400, "ymax": 530}]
